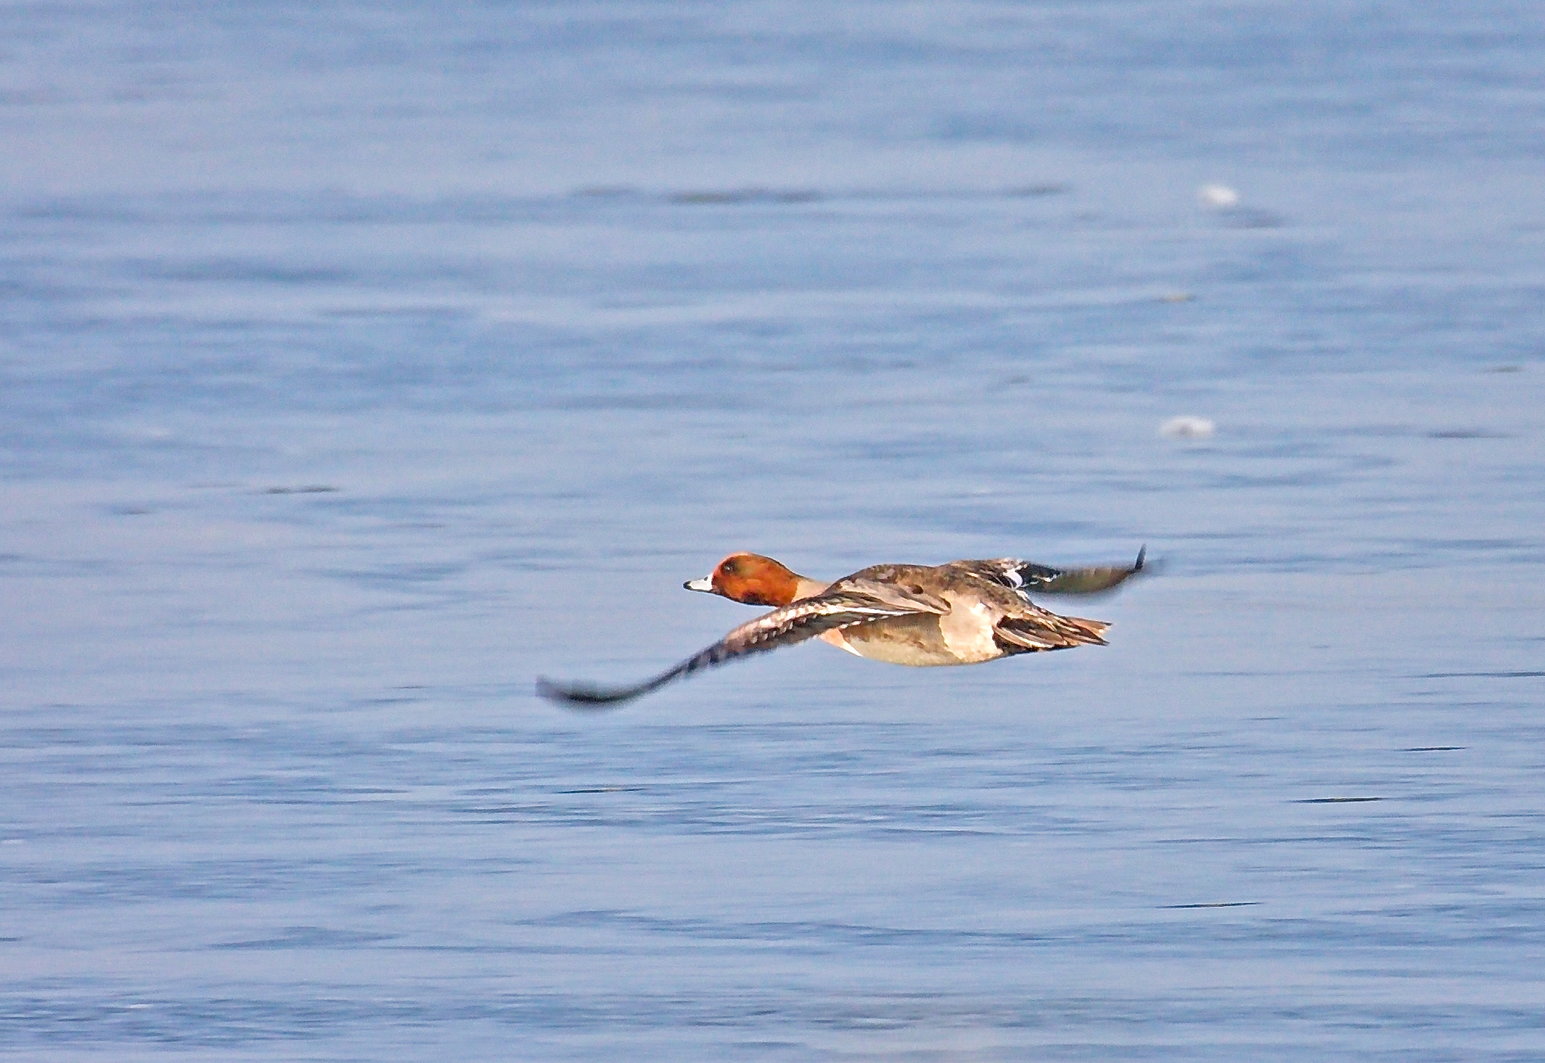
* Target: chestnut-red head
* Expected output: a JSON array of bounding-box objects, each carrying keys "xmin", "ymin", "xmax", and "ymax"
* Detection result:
[{"xmin": 683, "ymin": 553, "xmax": 803, "ymax": 607}]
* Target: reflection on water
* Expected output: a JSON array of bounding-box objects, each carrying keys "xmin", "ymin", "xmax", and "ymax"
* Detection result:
[{"xmin": 3, "ymin": 1, "xmax": 1544, "ymax": 1060}]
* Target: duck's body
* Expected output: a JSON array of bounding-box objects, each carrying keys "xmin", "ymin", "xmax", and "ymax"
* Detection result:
[
  {"xmin": 540, "ymin": 549, "xmax": 1144, "ymax": 708},
  {"xmin": 685, "ymin": 551, "xmax": 1144, "ymax": 666}
]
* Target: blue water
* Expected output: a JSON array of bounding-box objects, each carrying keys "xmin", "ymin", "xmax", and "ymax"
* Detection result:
[{"xmin": 3, "ymin": 2, "xmax": 1544, "ymax": 1059}]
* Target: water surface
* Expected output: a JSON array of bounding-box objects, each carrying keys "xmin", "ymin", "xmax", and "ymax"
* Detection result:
[{"xmin": 3, "ymin": 2, "xmax": 1543, "ymax": 1060}]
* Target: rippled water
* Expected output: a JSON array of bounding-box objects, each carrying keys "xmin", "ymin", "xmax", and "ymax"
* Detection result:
[{"xmin": 3, "ymin": 2, "xmax": 1544, "ymax": 1060}]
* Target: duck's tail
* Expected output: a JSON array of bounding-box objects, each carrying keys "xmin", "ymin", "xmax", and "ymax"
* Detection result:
[{"xmin": 994, "ymin": 611, "xmax": 1110, "ymax": 653}]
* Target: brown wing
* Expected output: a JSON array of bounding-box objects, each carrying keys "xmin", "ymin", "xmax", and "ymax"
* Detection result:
[
  {"xmin": 821, "ymin": 574, "xmax": 951, "ymax": 615},
  {"xmin": 954, "ymin": 546, "xmax": 1147, "ymax": 597},
  {"xmin": 538, "ymin": 590, "xmax": 926, "ymax": 710}
]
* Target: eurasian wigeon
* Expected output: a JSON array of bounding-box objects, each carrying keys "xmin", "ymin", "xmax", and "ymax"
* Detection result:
[{"xmin": 538, "ymin": 549, "xmax": 1145, "ymax": 708}]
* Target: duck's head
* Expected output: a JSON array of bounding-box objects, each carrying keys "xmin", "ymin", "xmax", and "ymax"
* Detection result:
[{"xmin": 684, "ymin": 552, "xmax": 802, "ymax": 607}]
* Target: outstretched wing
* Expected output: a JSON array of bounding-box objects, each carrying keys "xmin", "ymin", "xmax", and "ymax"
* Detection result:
[
  {"xmin": 953, "ymin": 546, "xmax": 1147, "ymax": 597},
  {"xmin": 538, "ymin": 591, "xmax": 923, "ymax": 710}
]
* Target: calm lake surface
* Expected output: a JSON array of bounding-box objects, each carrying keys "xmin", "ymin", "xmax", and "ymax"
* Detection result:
[{"xmin": 3, "ymin": 2, "xmax": 1543, "ymax": 1059}]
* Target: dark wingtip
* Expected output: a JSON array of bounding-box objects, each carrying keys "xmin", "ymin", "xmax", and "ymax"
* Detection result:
[
  {"xmin": 536, "ymin": 676, "xmax": 632, "ymax": 712},
  {"xmin": 1131, "ymin": 544, "xmax": 1161, "ymax": 579}
]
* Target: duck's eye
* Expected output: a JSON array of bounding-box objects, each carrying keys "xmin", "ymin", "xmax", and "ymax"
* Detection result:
[{"xmin": 719, "ymin": 558, "xmax": 741, "ymax": 576}]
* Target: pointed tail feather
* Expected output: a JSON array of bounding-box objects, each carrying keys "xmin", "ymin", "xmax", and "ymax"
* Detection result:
[{"xmin": 995, "ymin": 612, "xmax": 1110, "ymax": 652}]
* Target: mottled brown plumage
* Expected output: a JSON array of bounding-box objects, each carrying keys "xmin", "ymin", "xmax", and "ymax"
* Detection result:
[{"xmin": 539, "ymin": 548, "xmax": 1145, "ymax": 709}]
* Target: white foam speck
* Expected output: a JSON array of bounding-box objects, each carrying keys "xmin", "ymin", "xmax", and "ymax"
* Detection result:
[
  {"xmin": 1198, "ymin": 183, "xmax": 1240, "ymax": 208},
  {"xmin": 1159, "ymin": 415, "xmax": 1217, "ymax": 439}
]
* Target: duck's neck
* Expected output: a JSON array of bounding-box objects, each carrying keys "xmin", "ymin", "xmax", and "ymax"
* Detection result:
[{"xmin": 790, "ymin": 574, "xmax": 830, "ymax": 601}]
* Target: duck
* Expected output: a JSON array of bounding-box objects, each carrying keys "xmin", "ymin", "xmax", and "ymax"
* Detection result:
[
  {"xmin": 684, "ymin": 550, "xmax": 1146, "ymax": 608},
  {"xmin": 538, "ymin": 548, "xmax": 1145, "ymax": 709}
]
